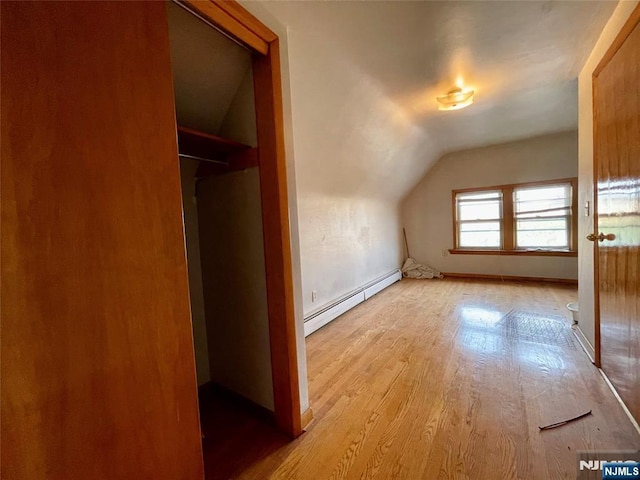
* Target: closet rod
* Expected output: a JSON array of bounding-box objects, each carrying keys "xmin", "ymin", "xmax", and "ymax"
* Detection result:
[{"xmin": 178, "ymin": 153, "xmax": 227, "ymax": 166}]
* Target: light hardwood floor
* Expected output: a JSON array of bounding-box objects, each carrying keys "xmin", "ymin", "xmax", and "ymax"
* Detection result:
[{"xmin": 204, "ymin": 278, "xmax": 640, "ymax": 479}]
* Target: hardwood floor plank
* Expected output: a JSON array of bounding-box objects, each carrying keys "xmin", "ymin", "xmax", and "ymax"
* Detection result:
[{"xmin": 202, "ymin": 278, "xmax": 640, "ymax": 479}]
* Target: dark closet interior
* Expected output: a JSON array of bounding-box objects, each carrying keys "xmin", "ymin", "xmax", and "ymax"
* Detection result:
[{"xmin": 168, "ymin": 3, "xmax": 283, "ymax": 475}]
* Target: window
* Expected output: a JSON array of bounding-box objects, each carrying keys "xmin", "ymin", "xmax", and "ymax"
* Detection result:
[
  {"xmin": 514, "ymin": 184, "xmax": 572, "ymax": 249},
  {"xmin": 451, "ymin": 179, "xmax": 577, "ymax": 256},
  {"xmin": 456, "ymin": 191, "xmax": 502, "ymax": 248}
]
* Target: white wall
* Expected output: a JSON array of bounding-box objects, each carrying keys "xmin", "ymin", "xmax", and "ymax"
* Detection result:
[
  {"xmin": 297, "ymin": 195, "xmax": 404, "ymax": 313},
  {"xmin": 402, "ymin": 131, "xmax": 579, "ymax": 279},
  {"xmin": 219, "ymin": 68, "xmax": 258, "ymax": 147},
  {"xmin": 197, "ymin": 168, "xmax": 274, "ymax": 410},
  {"xmin": 286, "ymin": 25, "xmax": 434, "ymax": 316},
  {"xmin": 240, "ymin": 1, "xmax": 437, "ymax": 318},
  {"xmin": 577, "ymin": 1, "xmax": 639, "ymax": 352},
  {"xmin": 179, "ymin": 159, "xmax": 210, "ymax": 386}
]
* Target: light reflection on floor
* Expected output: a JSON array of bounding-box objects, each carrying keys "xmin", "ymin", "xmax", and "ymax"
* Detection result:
[
  {"xmin": 459, "ymin": 306, "xmax": 504, "ymax": 327},
  {"xmin": 457, "ymin": 304, "xmax": 571, "ymax": 370}
]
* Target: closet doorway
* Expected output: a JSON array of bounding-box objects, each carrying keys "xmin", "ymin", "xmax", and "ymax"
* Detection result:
[{"xmin": 167, "ymin": 0, "xmax": 304, "ymax": 440}]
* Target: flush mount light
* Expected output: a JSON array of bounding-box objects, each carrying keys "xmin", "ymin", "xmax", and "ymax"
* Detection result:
[{"xmin": 436, "ymin": 87, "xmax": 474, "ymax": 111}]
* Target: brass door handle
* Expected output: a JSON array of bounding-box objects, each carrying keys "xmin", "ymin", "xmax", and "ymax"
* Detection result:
[{"xmin": 586, "ymin": 232, "xmax": 616, "ymax": 242}]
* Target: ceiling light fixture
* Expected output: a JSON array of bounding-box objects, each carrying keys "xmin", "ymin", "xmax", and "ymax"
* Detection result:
[{"xmin": 436, "ymin": 87, "xmax": 474, "ymax": 111}]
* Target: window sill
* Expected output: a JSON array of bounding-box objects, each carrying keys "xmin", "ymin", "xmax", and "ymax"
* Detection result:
[{"xmin": 448, "ymin": 249, "xmax": 577, "ymax": 257}]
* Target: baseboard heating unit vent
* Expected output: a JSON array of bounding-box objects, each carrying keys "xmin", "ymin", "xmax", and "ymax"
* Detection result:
[{"xmin": 303, "ymin": 269, "xmax": 402, "ymax": 336}]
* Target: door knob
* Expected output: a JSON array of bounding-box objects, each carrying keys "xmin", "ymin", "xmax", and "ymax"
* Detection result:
[{"xmin": 586, "ymin": 232, "xmax": 616, "ymax": 242}]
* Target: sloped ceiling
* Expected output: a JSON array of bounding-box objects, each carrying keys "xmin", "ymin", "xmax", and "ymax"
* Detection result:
[
  {"xmin": 243, "ymin": 0, "xmax": 616, "ymax": 199},
  {"xmin": 167, "ymin": 1, "xmax": 251, "ymax": 136},
  {"xmin": 269, "ymin": 1, "xmax": 615, "ymax": 146}
]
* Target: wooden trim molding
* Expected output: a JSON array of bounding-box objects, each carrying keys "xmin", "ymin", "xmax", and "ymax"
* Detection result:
[
  {"xmin": 452, "ymin": 177, "xmax": 578, "ymax": 194},
  {"xmin": 502, "ymin": 186, "xmax": 515, "ymax": 251},
  {"xmin": 180, "ymin": 0, "xmax": 269, "ymax": 54},
  {"xmin": 593, "ymin": 3, "xmax": 640, "ymax": 77},
  {"xmin": 179, "ymin": 0, "xmax": 306, "ymax": 437},
  {"xmin": 452, "ymin": 177, "xmax": 578, "ymax": 254},
  {"xmin": 592, "ymin": 67, "xmax": 601, "ymax": 368},
  {"xmin": 212, "ymin": 0, "xmax": 277, "ymax": 43},
  {"xmin": 253, "ymin": 39, "xmax": 302, "ymax": 437},
  {"xmin": 442, "ymin": 272, "xmax": 578, "ymax": 285},
  {"xmin": 448, "ymin": 249, "xmax": 577, "ymax": 257}
]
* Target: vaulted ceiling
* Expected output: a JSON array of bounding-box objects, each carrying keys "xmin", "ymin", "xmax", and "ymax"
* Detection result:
[{"xmin": 258, "ymin": 0, "xmax": 615, "ymax": 154}]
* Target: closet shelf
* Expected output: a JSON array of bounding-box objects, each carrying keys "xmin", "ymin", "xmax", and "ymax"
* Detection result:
[{"xmin": 177, "ymin": 126, "xmax": 251, "ymax": 162}]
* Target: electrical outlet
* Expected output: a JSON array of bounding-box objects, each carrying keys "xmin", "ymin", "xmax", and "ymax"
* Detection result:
[{"xmin": 311, "ymin": 290, "xmax": 317, "ymax": 302}]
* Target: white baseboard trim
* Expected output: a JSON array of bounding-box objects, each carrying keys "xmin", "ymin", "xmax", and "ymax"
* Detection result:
[
  {"xmin": 364, "ymin": 271, "xmax": 401, "ymax": 300},
  {"xmin": 572, "ymin": 324, "xmax": 596, "ymax": 364},
  {"xmin": 304, "ymin": 291, "xmax": 365, "ymax": 336},
  {"xmin": 304, "ymin": 270, "xmax": 402, "ymax": 337},
  {"xmin": 598, "ymin": 368, "xmax": 640, "ymax": 436}
]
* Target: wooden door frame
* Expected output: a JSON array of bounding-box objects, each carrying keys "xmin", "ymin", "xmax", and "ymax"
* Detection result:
[
  {"xmin": 591, "ymin": 3, "xmax": 640, "ymax": 368},
  {"xmin": 179, "ymin": 0, "xmax": 304, "ymax": 438}
]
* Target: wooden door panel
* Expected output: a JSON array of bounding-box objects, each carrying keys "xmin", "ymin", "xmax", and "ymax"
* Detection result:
[
  {"xmin": 1, "ymin": 2, "xmax": 204, "ymax": 478},
  {"xmin": 594, "ymin": 15, "xmax": 640, "ymax": 424}
]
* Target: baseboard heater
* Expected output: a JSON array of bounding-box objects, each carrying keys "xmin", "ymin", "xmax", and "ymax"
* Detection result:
[{"xmin": 303, "ymin": 269, "xmax": 402, "ymax": 336}]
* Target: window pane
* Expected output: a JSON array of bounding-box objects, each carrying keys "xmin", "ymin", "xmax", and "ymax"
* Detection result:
[
  {"xmin": 515, "ymin": 184, "xmax": 571, "ymax": 217},
  {"xmin": 459, "ymin": 201, "xmax": 501, "ymax": 221},
  {"xmin": 515, "ymin": 185, "xmax": 567, "ymax": 203},
  {"xmin": 459, "ymin": 221, "xmax": 501, "ymax": 248},
  {"xmin": 514, "ymin": 183, "xmax": 572, "ymax": 249},
  {"xmin": 516, "ymin": 218, "xmax": 569, "ymax": 248},
  {"xmin": 460, "ymin": 222, "xmax": 500, "ymax": 232},
  {"xmin": 456, "ymin": 190, "xmax": 502, "ymax": 248},
  {"xmin": 458, "ymin": 191, "xmax": 501, "ymax": 201}
]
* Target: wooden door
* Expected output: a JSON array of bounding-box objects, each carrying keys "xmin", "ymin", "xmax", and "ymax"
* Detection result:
[
  {"xmin": 1, "ymin": 2, "xmax": 204, "ymax": 478},
  {"xmin": 593, "ymin": 8, "xmax": 640, "ymax": 424}
]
